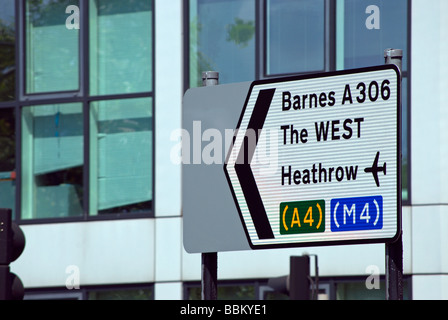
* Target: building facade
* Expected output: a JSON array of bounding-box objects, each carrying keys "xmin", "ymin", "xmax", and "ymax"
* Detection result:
[{"xmin": 0, "ymin": 0, "xmax": 446, "ymax": 299}]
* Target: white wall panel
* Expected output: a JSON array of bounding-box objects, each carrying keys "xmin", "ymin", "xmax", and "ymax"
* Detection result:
[
  {"xmin": 155, "ymin": 217, "xmax": 182, "ymax": 281},
  {"xmin": 411, "ymin": 206, "xmax": 448, "ymax": 274},
  {"xmin": 155, "ymin": 282, "xmax": 183, "ymax": 300},
  {"xmin": 412, "ymin": 275, "xmax": 448, "ymax": 300},
  {"xmin": 154, "ymin": 0, "xmax": 183, "ymax": 217},
  {"xmin": 12, "ymin": 219, "xmax": 155, "ymax": 288},
  {"xmin": 411, "ymin": 0, "xmax": 448, "ymax": 205}
]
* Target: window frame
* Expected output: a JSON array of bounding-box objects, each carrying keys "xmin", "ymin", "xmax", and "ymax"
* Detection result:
[
  {"xmin": 184, "ymin": 0, "xmax": 335, "ymax": 85},
  {"xmin": 24, "ymin": 282, "xmax": 155, "ymax": 300},
  {"xmin": 19, "ymin": 0, "xmax": 83, "ymax": 100},
  {"xmin": 12, "ymin": 0, "xmax": 155, "ymax": 224},
  {"xmin": 0, "ymin": 1, "xmax": 19, "ymax": 217}
]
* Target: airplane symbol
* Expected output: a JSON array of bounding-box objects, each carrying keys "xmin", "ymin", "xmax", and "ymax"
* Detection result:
[{"xmin": 364, "ymin": 151, "xmax": 386, "ymax": 187}]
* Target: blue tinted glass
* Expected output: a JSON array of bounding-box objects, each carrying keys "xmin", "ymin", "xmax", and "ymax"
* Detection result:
[
  {"xmin": 26, "ymin": 0, "xmax": 80, "ymax": 93},
  {"xmin": 0, "ymin": 108, "xmax": 15, "ymax": 216},
  {"xmin": 190, "ymin": 0, "xmax": 255, "ymax": 86},
  {"xmin": 90, "ymin": 97, "xmax": 153, "ymax": 215},
  {"xmin": 344, "ymin": 0, "xmax": 408, "ymax": 70},
  {"xmin": 90, "ymin": 0, "xmax": 153, "ymax": 95},
  {"xmin": 267, "ymin": 0, "xmax": 325, "ymax": 75},
  {"xmin": 22, "ymin": 103, "xmax": 84, "ymax": 219}
]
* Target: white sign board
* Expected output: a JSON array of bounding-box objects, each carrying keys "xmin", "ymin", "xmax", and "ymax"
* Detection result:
[{"xmin": 224, "ymin": 65, "xmax": 401, "ymax": 249}]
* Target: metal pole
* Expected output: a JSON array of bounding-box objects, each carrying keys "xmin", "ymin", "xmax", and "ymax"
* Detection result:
[
  {"xmin": 309, "ymin": 254, "xmax": 319, "ymax": 300},
  {"xmin": 201, "ymin": 252, "xmax": 217, "ymax": 300},
  {"xmin": 201, "ymin": 71, "xmax": 219, "ymax": 300},
  {"xmin": 384, "ymin": 49, "xmax": 403, "ymax": 300}
]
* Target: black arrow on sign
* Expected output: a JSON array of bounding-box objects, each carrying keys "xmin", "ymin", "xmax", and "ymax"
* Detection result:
[{"xmin": 232, "ymin": 88, "xmax": 276, "ymax": 240}]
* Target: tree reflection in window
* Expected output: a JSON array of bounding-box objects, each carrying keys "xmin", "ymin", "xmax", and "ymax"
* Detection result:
[{"xmin": 0, "ymin": 14, "xmax": 15, "ymax": 101}]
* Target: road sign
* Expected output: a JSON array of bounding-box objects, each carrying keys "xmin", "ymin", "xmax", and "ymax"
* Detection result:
[
  {"xmin": 224, "ymin": 65, "xmax": 401, "ymax": 249},
  {"xmin": 182, "ymin": 82, "xmax": 253, "ymax": 253}
]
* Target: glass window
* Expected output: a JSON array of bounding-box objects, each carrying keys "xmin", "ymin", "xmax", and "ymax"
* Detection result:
[
  {"xmin": 25, "ymin": 285, "xmax": 154, "ymax": 300},
  {"xmin": 339, "ymin": 0, "xmax": 409, "ymax": 201},
  {"xmin": 336, "ymin": 279, "xmax": 410, "ymax": 300},
  {"xmin": 88, "ymin": 287, "xmax": 153, "ymax": 300},
  {"xmin": 0, "ymin": 0, "xmax": 15, "ymax": 101},
  {"xmin": 89, "ymin": 97, "xmax": 152, "ymax": 215},
  {"xmin": 25, "ymin": 0, "xmax": 80, "ymax": 93},
  {"xmin": 341, "ymin": 0, "xmax": 408, "ymax": 71},
  {"xmin": 189, "ymin": 0, "xmax": 256, "ymax": 86},
  {"xmin": 89, "ymin": 0, "xmax": 153, "ymax": 96},
  {"xmin": 18, "ymin": 1, "xmax": 155, "ymax": 221},
  {"xmin": 21, "ymin": 103, "xmax": 83, "ymax": 219},
  {"xmin": 187, "ymin": 283, "xmax": 256, "ymax": 300},
  {"xmin": 0, "ymin": 108, "xmax": 15, "ymax": 216},
  {"xmin": 266, "ymin": 0, "xmax": 325, "ymax": 75}
]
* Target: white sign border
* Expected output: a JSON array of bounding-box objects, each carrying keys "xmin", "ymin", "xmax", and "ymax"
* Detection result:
[{"xmin": 224, "ymin": 65, "xmax": 402, "ymax": 250}]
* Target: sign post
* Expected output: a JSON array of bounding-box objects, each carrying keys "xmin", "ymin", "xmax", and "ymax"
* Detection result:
[
  {"xmin": 201, "ymin": 71, "xmax": 219, "ymax": 301},
  {"xmin": 384, "ymin": 49, "xmax": 403, "ymax": 300},
  {"xmin": 224, "ymin": 65, "xmax": 401, "ymax": 249},
  {"xmin": 183, "ymin": 63, "xmax": 402, "ymax": 298}
]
